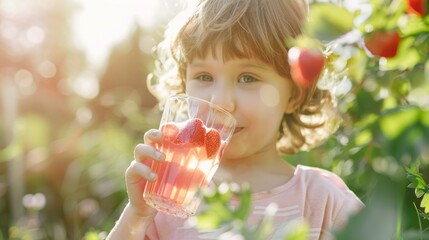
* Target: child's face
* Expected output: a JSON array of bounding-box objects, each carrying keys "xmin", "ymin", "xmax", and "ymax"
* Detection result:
[{"xmin": 185, "ymin": 46, "xmax": 294, "ymax": 160}]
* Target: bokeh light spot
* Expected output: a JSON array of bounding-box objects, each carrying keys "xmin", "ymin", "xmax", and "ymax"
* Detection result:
[
  {"xmin": 14, "ymin": 69, "xmax": 33, "ymax": 87},
  {"xmin": 26, "ymin": 26, "xmax": 45, "ymax": 45},
  {"xmin": 259, "ymin": 85, "xmax": 280, "ymax": 107},
  {"xmin": 38, "ymin": 60, "xmax": 56, "ymax": 78},
  {"xmin": 76, "ymin": 107, "xmax": 93, "ymax": 125},
  {"xmin": 120, "ymin": 99, "xmax": 138, "ymax": 117},
  {"xmin": 78, "ymin": 198, "xmax": 100, "ymax": 218},
  {"xmin": 0, "ymin": 21, "xmax": 18, "ymax": 40},
  {"xmin": 14, "ymin": 69, "xmax": 36, "ymax": 95},
  {"xmin": 71, "ymin": 71, "xmax": 99, "ymax": 99},
  {"xmin": 22, "ymin": 193, "xmax": 46, "ymax": 210}
]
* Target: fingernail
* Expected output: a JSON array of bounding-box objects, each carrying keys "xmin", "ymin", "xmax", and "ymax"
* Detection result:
[
  {"xmin": 155, "ymin": 151, "xmax": 164, "ymax": 160},
  {"xmin": 149, "ymin": 172, "xmax": 157, "ymax": 180},
  {"xmin": 153, "ymin": 131, "xmax": 161, "ymax": 138}
]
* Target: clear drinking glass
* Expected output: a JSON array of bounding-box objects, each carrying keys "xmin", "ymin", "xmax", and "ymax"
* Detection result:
[{"xmin": 143, "ymin": 94, "xmax": 236, "ymax": 218}]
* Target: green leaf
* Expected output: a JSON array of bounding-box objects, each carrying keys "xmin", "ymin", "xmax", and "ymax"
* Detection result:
[
  {"xmin": 234, "ymin": 186, "xmax": 252, "ymax": 220},
  {"xmin": 417, "ymin": 209, "xmax": 429, "ymax": 220},
  {"xmin": 383, "ymin": 37, "xmax": 421, "ymax": 71},
  {"xmin": 406, "ymin": 165, "xmax": 428, "ymax": 198},
  {"xmin": 195, "ymin": 183, "xmax": 253, "ymax": 231},
  {"xmin": 351, "ymin": 88, "xmax": 384, "ymax": 119},
  {"xmin": 354, "ymin": 129, "xmax": 373, "ymax": 146},
  {"xmin": 425, "ymin": 60, "xmax": 429, "ymax": 83},
  {"xmin": 361, "ymin": 0, "xmax": 406, "ymax": 31},
  {"xmin": 400, "ymin": 16, "xmax": 429, "ymax": 37},
  {"xmin": 422, "ymin": 109, "xmax": 429, "ymax": 127},
  {"xmin": 19, "ymin": 115, "xmax": 51, "ymax": 148},
  {"xmin": 346, "ymin": 49, "xmax": 368, "ymax": 82},
  {"xmin": 379, "ymin": 107, "xmax": 420, "ymax": 140},
  {"xmin": 194, "ymin": 211, "xmax": 228, "ymax": 230},
  {"xmin": 0, "ymin": 139, "xmax": 23, "ymax": 162},
  {"xmin": 420, "ymin": 193, "xmax": 429, "ymax": 214},
  {"xmin": 390, "ymin": 77, "xmax": 411, "ymax": 98},
  {"xmin": 281, "ymin": 220, "xmax": 309, "ymax": 240},
  {"xmin": 306, "ymin": 4, "xmax": 354, "ymax": 42},
  {"xmin": 83, "ymin": 231, "xmax": 100, "ymax": 240}
]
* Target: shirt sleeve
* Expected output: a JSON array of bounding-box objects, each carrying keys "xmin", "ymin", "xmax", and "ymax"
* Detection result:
[{"xmin": 331, "ymin": 189, "xmax": 365, "ymax": 231}]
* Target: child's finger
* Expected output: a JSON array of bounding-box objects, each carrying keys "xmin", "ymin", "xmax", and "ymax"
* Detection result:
[
  {"xmin": 134, "ymin": 143, "xmax": 165, "ymax": 163},
  {"xmin": 143, "ymin": 129, "xmax": 162, "ymax": 145},
  {"xmin": 126, "ymin": 160, "xmax": 157, "ymax": 182}
]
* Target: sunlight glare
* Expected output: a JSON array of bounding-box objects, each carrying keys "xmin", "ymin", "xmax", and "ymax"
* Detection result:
[
  {"xmin": 38, "ymin": 60, "xmax": 56, "ymax": 78},
  {"xmin": 26, "ymin": 26, "xmax": 45, "ymax": 45},
  {"xmin": 14, "ymin": 69, "xmax": 36, "ymax": 95},
  {"xmin": 72, "ymin": 0, "xmax": 167, "ymax": 70},
  {"xmin": 76, "ymin": 107, "xmax": 93, "ymax": 125},
  {"xmin": 71, "ymin": 71, "xmax": 99, "ymax": 99}
]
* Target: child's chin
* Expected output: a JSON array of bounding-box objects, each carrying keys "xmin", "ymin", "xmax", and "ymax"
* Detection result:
[{"xmin": 222, "ymin": 145, "xmax": 246, "ymax": 161}]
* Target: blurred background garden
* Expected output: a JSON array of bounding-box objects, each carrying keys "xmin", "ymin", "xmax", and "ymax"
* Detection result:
[{"xmin": 0, "ymin": 0, "xmax": 428, "ymax": 239}]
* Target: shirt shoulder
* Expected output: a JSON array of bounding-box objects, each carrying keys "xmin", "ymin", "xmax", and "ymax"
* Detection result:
[
  {"xmin": 294, "ymin": 165, "xmax": 364, "ymax": 228},
  {"xmin": 296, "ymin": 165, "xmax": 350, "ymax": 190},
  {"xmin": 295, "ymin": 164, "xmax": 363, "ymax": 206}
]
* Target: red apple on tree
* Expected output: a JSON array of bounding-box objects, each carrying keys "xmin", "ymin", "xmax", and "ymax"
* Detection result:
[
  {"xmin": 288, "ymin": 47, "xmax": 326, "ymax": 88},
  {"xmin": 364, "ymin": 30, "xmax": 401, "ymax": 58},
  {"xmin": 405, "ymin": 0, "xmax": 426, "ymax": 17}
]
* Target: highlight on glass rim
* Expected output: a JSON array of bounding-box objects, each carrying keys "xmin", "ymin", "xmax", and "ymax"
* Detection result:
[{"xmin": 0, "ymin": 0, "xmax": 428, "ymax": 239}]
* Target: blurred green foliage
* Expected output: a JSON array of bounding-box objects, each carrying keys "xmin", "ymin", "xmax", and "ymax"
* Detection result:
[{"xmin": 0, "ymin": 0, "xmax": 428, "ymax": 239}]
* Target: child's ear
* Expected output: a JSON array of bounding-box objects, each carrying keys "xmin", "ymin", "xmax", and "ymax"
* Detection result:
[{"xmin": 285, "ymin": 86, "xmax": 305, "ymax": 114}]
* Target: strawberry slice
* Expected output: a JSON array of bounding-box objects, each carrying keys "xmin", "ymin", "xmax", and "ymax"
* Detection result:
[
  {"xmin": 205, "ymin": 128, "xmax": 221, "ymax": 158},
  {"xmin": 160, "ymin": 123, "xmax": 179, "ymax": 142},
  {"xmin": 175, "ymin": 118, "xmax": 206, "ymax": 146}
]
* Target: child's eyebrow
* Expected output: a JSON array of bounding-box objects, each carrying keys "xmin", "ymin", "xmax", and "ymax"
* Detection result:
[
  {"xmin": 188, "ymin": 62, "xmax": 209, "ymax": 68},
  {"xmin": 189, "ymin": 60, "xmax": 270, "ymax": 70},
  {"xmin": 237, "ymin": 63, "xmax": 269, "ymax": 70}
]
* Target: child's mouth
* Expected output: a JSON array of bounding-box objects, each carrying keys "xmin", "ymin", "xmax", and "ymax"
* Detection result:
[{"xmin": 233, "ymin": 127, "xmax": 243, "ymax": 134}]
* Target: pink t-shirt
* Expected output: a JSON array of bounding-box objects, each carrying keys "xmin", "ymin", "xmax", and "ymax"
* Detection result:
[{"xmin": 145, "ymin": 165, "xmax": 364, "ymax": 239}]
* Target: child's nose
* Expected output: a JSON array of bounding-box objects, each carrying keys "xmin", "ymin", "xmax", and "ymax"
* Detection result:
[{"xmin": 210, "ymin": 87, "xmax": 235, "ymax": 113}]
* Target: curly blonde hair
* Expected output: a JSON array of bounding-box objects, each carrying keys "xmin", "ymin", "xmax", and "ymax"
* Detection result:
[{"xmin": 148, "ymin": 0, "xmax": 341, "ymax": 154}]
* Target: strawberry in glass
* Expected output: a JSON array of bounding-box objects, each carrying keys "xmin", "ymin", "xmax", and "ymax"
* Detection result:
[{"xmin": 144, "ymin": 118, "xmax": 225, "ymax": 217}]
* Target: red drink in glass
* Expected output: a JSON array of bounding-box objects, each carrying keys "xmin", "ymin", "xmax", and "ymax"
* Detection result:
[{"xmin": 143, "ymin": 95, "xmax": 236, "ymax": 218}]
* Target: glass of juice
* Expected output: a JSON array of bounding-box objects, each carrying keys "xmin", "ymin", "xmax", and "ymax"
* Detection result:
[{"xmin": 143, "ymin": 94, "xmax": 236, "ymax": 218}]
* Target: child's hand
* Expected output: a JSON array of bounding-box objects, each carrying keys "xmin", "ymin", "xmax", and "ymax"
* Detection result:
[{"xmin": 125, "ymin": 129, "xmax": 165, "ymax": 218}]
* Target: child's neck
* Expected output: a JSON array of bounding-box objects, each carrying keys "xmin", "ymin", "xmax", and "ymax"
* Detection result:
[{"xmin": 214, "ymin": 150, "xmax": 295, "ymax": 193}]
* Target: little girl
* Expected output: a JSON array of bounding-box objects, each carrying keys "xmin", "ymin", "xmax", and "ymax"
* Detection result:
[{"xmin": 107, "ymin": 0, "xmax": 364, "ymax": 239}]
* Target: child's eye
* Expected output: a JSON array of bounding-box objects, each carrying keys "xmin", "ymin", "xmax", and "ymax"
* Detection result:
[
  {"xmin": 238, "ymin": 75, "xmax": 258, "ymax": 83},
  {"xmin": 195, "ymin": 74, "xmax": 213, "ymax": 82}
]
